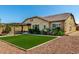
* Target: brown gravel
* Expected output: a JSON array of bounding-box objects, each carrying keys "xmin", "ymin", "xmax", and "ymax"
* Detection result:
[
  {"xmin": 0, "ymin": 41, "xmax": 25, "ymax": 54},
  {"xmin": 68, "ymin": 31, "xmax": 79, "ymax": 36},
  {"xmin": 26, "ymin": 36, "xmax": 79, "ymax": 54}
]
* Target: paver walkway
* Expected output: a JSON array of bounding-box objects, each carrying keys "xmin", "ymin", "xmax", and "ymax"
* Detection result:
[{"xmin": 0, "ymin": 41, "xmax": 25, "ymax": 54}]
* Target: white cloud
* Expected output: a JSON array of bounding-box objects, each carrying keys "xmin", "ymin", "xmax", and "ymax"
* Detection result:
[{"xmin": 76, "ymin": 20, "xmax": 79, "ymax": 24}]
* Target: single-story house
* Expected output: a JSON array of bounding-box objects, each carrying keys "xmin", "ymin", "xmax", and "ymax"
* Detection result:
[
  {"xmin": 23, "ymin": 13, "xmax": 76, "ymax": 34},
  {"xmin": 0, "ymin": 13, "xmax": 77, "ymax": 35}
]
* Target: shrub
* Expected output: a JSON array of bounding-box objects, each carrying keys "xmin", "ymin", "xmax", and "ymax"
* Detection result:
[
  {"xmin": 28, "ymin": 29, "xmax": 34, "ymax": 34},
  {"xmin": 2, "ymin": 25, "xmax": 11, "ymax": 34},
  {"xmin": 57, "ymin": 30, "xmax": 64, "ymax": 36},
  {"xmin": 28, "ymin": 28, "xmax": 40, "ymax": 34},
  {"xmin": 41, "ymin": 28, "xmax": 51, "ymax": 35},
  {"xmin": 41, "ymin": 29, "xmax": 47, "ymax": 35},
  {"xmin": 34, "ymin": 27, "xmax": 40, "ymax": 34},
  {"xmin": 52, "ymin": 27, "xmax": 64, "ymax": 36}
]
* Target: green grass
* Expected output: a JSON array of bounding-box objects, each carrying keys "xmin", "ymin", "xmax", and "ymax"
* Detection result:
[{"xmin": 0, "ymin": 34, "xmax": 55, "ymax": 49}]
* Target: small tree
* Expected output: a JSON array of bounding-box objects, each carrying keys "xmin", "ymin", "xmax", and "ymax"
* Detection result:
[
  {"xmin": 52, "ymin": 27, "xmax": 64, "ymax": 36},
  {"xmin": 2, "ymin": 25, "xmax": 11, "ymax": 34}
]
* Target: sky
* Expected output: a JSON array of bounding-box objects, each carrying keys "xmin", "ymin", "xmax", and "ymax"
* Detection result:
[{"xmin": 0, "ymin": 5, "xmax": 79, "ymax": 23}]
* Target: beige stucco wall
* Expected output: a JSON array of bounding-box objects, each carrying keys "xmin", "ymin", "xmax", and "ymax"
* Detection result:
[
  {"xmin": 14, "ymin": 26, "xmax": 22, "ymax": 31},
  {"xmin": 9, "ymin": 26, "xmax": 14, "ymax": 35},
  {"xmin": 64, "ymin": 16, "xmax": 76, "ymax": 34},
  {"xmin": 0, "ymin": 25, "xmax": 23, "ymax": 35},
  {"xmin": 10, "ymin": 26, "xmax": 29, "ymax": 32},
  {"xmin": 24, "ymin": 18, "xmax": 49, "ymax": 30},
  {"xmin": 0, "ymin": 26, "xmax": 3, "ymax": 34},
  {"xmin": 23, "ymin": 26, "xmax": 29, "ymax": 31},
  {"xmin": 0, "ymin": 26, "xmax": 6, "ymax": 34},
  {"xmin": 8, "ymin": 25, "xmax": 29, "ymax": 35}
]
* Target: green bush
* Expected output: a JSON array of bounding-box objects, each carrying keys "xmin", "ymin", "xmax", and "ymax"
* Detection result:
[
  {"xmin": 41, "ymin": 29, "xmax": 47, "ymax": 35},
  {"xmin": 2, "ymin": 25, "xmax": 11, "ymax": 34},
  {"xmin": 41, "ymin": 28, "xmax": 51, "ymax": 35},
  {"xmin": 52, "ymin": 27, "xmax": 64, "ymax": 36},
  {"xmin": 28, "ymin": 29, "xmax": 34, "ymax": 34},
  {"xmin": 57, "ymin": 30, "xmax": 64, "ymax": 36},
  {"xmin": 34, "ymin": 26, "xmax": 40, "ymax": 34},
  {"xmin": 28, "ymin": 28, "xmax": 40, "ymax": 34},
  {"xmin": 28, "ymin": 27, "xmax": 64, "ymax": 36}
]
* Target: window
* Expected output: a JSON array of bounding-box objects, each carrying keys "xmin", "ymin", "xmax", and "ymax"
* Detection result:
[
  {"xmin": 35, "ymin": 25, "xmax": 39, "ymax": 29},
  {"xmin": 44, "ymin": 25, "xmax": 46, "ymax": 29},
  {"xmin": 52, "ymin": 24, "xmax": 60, "ymax": 29},
  {"xmin": 32, "ymin": 25, "xmax": 39, "ymax": 29},
  {"xmin": 52, "ymin": 24, "xmax": 56, "ymax": 28},
  {"xmin": 33, "ymin": 25, "xmax": 35, "ymax": 29}
]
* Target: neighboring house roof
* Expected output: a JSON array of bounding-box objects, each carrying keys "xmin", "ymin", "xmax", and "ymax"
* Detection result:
[{"xmin": 23, "ymin": 13, "xmax": 72, "ymax": 23}]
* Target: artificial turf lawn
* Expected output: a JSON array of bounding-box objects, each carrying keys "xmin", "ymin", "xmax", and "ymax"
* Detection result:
[{"xmin": 0, "ymin": 34, "xmax": 55, "ymax": 49}]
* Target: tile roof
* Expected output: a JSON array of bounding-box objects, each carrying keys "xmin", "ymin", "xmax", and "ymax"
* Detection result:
[
  {"xmin": 23, "ymin": 13, "xmax": 72, "ymax": 23},
  {"xmin": 40, "ymin": 13, "xmax": 71, "ymax": 22}
]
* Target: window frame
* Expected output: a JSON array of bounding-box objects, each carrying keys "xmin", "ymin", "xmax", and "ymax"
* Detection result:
[
  {"xmin": 52, "ymin": 23, "xmax": 61, "ymax": 29},
  {"xmin": 44, "ymin": 25, "xmax": 46, "ymax": 29}
]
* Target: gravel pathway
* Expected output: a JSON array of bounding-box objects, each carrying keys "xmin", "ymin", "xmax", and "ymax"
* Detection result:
[
  {"xmin": 26, "ymin": 36, "xmax": 79, "ymax": 54},
  {"xmin": 0, "ymin": 41, "xmax": 25, "ymax": 54},
  {"xmin": 68, "ymin": 31, "xmax": 79, "ymax": 36}
]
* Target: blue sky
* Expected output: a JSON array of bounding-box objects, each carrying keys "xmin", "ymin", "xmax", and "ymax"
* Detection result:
[{"xmin": 0, "ymin": 5, "xmax": 79, "ymax": 23}]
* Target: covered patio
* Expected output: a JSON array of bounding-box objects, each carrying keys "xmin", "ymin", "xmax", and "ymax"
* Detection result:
[{"xmin": 8, "ymin": 23, "xmax": 31, "ymax": 34}]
